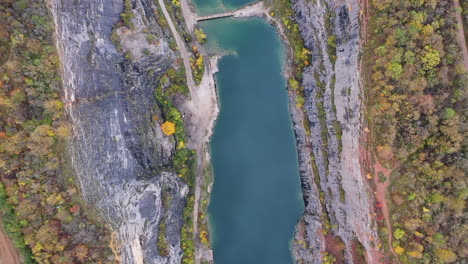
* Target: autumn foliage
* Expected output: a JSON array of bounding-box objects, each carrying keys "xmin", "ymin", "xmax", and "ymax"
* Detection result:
[
  {"xmin": 74, "ymin": 244, "xmax": 89, "ymax": 261},
  {"xmin": 367, "ymin": 0, "xmax": 466, "ymax": 263},
  {"xmin": 0, "ymin": 1, "xmax": 116, "ymax": 263},
  {"xmin": 161, "ymin": 121, "xmax": 176, "ymax": 136}
]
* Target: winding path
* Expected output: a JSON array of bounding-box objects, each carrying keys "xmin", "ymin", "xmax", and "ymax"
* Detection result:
[{"xmin": 372, "ymin": 161, "xmax": 401, "ymax": 264}]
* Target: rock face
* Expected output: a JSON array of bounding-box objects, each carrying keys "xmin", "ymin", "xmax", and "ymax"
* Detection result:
[
  {"xmin": 291, "ymin": 0, "xmax": 379, "ymax": 263},
  {"xmin": 49, "ymin": 0, "xmax": 186, "ymax": 263},
  {"xmin": 289, "ymin": 95, "xmax": 325, "ymax": 263}
]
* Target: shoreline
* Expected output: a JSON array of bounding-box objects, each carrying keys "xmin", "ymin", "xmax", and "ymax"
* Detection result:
[
  {"xmin": 176, "ymin": 1, "xmax": 220, "ymax": 257},
  {"xmin": 179, "ymin": 1, "xmax": 313, "ymax": 263},
  {"xmin": 264, "ymin": 9, "xmax": 328, "ymax": 263}
]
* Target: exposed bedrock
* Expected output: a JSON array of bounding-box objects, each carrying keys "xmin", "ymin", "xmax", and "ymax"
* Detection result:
[
  {"xmin": 290, "ymin": 97, "xmax": 325, "ymax": 263},
  {"xmin": 49, "ymin": 0, "xmax": 186, "ymax": 263},
  {"xmin": 291, "ymin": 0, "xmax": 379, "ymax": 263}
]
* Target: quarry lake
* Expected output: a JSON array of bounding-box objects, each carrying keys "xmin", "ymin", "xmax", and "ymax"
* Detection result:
[{"xmin": 195, "ymin": 2, "xmax": 305, "ymax": 263}]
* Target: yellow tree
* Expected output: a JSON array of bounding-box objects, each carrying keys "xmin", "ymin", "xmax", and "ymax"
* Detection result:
[
  {"xmin": 161, "ymin": 121, "xmax": 176, "ymax": 136},
  {"xmin": 195, "ymin": 28, "xmax": 207, "ymax": 44}
]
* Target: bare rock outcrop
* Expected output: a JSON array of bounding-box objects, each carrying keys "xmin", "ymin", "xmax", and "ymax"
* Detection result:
[
  {"xmin": 291, "ymin": 0, "xmax": 379, "ymax": 263},
  {"xmin": 49, "ymin": 0, "xmax": 186, "ymax": 263}
]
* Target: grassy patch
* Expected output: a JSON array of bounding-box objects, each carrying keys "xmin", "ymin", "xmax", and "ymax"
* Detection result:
[
  {"xmin": 327, "ymin": 35, "xmax": 337, "ymax": 66},
  {"xmin": 121, "ymin": 0, "xmax": 135, "ymax": 28},
  {"xmin": 339, "ymin": 184, "xmax": 345, "ymax": 203},
  {"xmin": 333, "ymin": 120, "xmax": 342, "ymax": 154}
]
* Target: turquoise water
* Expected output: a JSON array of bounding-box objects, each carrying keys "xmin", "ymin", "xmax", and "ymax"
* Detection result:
[
  {"xmin": 192, "ymin": 0, "xmax": 253, "ymax": 15},
  {"xmin": 196, "ymin": 2, "xmax": 304, "ymax": 263}
]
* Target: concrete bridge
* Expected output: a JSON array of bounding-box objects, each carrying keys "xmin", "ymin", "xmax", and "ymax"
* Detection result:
[
  {"xmin": 196, "ymin": 2, "xmax": 264, "ymax": 22},
  {"xmin": 197, "ymin": 12, "xmax": 235, "ymax": 21}
]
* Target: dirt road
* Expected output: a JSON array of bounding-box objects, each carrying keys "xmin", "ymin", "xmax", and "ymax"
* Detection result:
[
  {"xmin": 0, "ymin": 221, "xmax": 20, "ymax": 264},
  {"xmin": 180, "ymin": 0, "xmax": 197, "ymax": 33},
  {"xmin": 157, "ymin": 0, "xmax": 195, "ymax": 93},
  {"xmin": 455, "ymin": 0, "xmax": 468, "ymax": 69}
]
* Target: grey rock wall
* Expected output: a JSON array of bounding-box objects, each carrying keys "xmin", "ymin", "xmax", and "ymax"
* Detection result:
[
  {"xmin": 291, "ymin": 0, "xmax": 379, "ymax": 263},
  {"xmin": 49, "ymin": 0, "xmax": 186, "ymax": 263}
]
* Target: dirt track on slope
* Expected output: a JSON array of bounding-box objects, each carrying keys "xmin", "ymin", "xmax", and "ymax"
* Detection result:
[
  {"xmin": 454, "ymin": 0, "xmax": 468, "ymax": 69},
  {"xmin": 372, "ymin": 161, "xmax": 401, "ymax": 264},
  {"xmin": 0, "ymin": 220, "xmax": 20, "ymax": 264},
  {"xmin": 360, "ymin": 129, "xmax": 401, "ymax": 264}
]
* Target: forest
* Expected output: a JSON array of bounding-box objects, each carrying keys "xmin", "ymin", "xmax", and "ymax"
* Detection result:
[
  {"xmin": 0, "ymin": 1, "xmax": 116, "ymax": 263},
  {"xmin": 366, "ymin": 0, "xmax": 467, "ymax": 263},
  {"xmin": 0, "ymin": 0, "xmax": 466, "ymax": 263}
]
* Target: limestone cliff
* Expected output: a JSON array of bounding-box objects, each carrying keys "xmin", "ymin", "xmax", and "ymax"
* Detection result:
[
  {"xmin": 291, "ymin": 0, "xmax": 379, "ymax": 263},
  {"xmin": 50, "ymin": 0, "xmax": 187, "ymax": 263}
]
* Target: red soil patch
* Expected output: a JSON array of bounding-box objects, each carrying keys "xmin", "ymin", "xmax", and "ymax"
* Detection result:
[
  {"xmin": 359, "ymin": 127, "xmax": 401, "ymax": 264},
  {"xmin": 350, "ymin": 239, "xmax": 367, "ymax": 264},
  {"xmin": 358, "ymin": 0, "xmax": 401, "ymax": 262},
  {"xmin": 324, "ymin": 234, "xmax": 346, "ymax": 264}
]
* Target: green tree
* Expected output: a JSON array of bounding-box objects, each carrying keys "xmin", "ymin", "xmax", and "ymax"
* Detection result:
[
  {"xmin": 195, "ymin": 28, "xmax": 207, "ymax": 44},
  {"xmin": 167, "ymin": 107, "xmax": 181, "ymax": 122},
  {"xmin": 389, "ymin": 62, "xmax": 404, "ymax": 78},
  {"xmin": 443, "ymin": 108, "xmax": 456, "ymax": 119},
  {"xmin": 421, "ymin": 46, "xmax": 440, "ymax": 71},
  {"xmin": 394, "ymin": 228, "xmax": 406, "ymax": 239}
]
